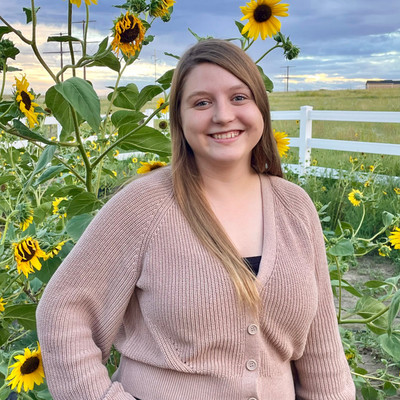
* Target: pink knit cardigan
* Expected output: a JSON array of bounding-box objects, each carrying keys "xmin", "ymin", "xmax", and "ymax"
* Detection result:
[{"xmin": 36, "ymin": 167, "xmax": 355, "ymax": 400}]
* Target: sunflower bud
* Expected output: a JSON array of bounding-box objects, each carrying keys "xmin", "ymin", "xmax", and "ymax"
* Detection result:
[{"xmin": 15, "ymin": 203, "xmax": 34, "ymax": 231}]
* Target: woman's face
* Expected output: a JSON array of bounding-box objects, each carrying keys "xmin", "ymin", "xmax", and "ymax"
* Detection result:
[{"xmin": 179, "ymin": 63, "xmax": 264, "ymax": 172}]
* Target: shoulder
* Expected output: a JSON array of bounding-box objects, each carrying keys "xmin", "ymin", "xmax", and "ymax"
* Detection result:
[
  {"xmin": 264, "ymin": 174, "xmax": 318, "ymax": 224},
  {"xmin": 105, "ymin": 166, "xmax": 174, "ymax": 213}
]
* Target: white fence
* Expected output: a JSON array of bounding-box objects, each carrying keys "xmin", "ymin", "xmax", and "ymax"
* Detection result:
[{"xmin": 271, "ymin": 106, "xmax": 400, "ymax": 178}]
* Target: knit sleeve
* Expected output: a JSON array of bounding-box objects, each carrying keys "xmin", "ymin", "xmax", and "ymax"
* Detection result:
[
  {"xmin": 36, "ymin": 173, "xmax": 171, "ymax": 400},
  {"xmin": 293, "ymin": 197, "xmax": 356, "ymax": 399}
]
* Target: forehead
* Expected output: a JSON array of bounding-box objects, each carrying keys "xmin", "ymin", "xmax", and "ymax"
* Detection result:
[{"xmin": 181, "ymin": 63, "xmax": 250, "ymax": 97}]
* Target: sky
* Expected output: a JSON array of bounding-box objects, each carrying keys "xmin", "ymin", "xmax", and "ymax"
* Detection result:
[{"xmin": 1, "ymin": 0, "xmax": 400, "ymax": 96}]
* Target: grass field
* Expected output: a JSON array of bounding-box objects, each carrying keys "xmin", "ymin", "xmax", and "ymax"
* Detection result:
[{"xmin": 267, "ymin": 88, "xmax": 400, "ymax": 176}]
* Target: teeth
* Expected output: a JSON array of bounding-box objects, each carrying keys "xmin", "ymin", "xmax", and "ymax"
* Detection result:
[{"xmin": 211, "ymin": 131, "xmax": 240, "ymax": 139}]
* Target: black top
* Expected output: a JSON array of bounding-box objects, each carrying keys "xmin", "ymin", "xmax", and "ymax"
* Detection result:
[{"xmin": 244, "ymin": 256, "xmax": 262, "ymax": 276}]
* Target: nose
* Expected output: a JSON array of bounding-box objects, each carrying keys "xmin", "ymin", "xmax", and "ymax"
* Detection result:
[{"xmin": 212, "ymin": 99, "xmax": 235, "ymax": 125}]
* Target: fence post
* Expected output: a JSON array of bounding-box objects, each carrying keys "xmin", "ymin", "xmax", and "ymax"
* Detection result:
[{"xmin": 298, "ymin": 105, "xmax": 313, "ymax": 175}]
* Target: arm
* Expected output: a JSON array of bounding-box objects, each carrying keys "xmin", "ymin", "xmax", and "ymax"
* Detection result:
[
  {"xmin": 36, "ymin": 186, "xmax": 149, "ymax": 400},
  {"xmin": 293, "ymin": 204, "xmax": 356, "ymax": 400}
]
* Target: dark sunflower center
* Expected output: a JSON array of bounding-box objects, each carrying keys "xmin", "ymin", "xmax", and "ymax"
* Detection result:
[
  {"xmin": 254, "ymin": 4, "xmax": 272, "ymax": 22},
  {"xmin": 21, "ymin": 91, "xmax": 32, "ymax": 110},
  {"xmin": 20, "ymin": 356, "xmax": 40, "ymax": 375},
  {"xmin": 120, "ymin": 17, "xmax": 140, "ymax": 43},
  {"xmin": 17, "ymin": 240, "xmax": 36, "ymax": 262}
]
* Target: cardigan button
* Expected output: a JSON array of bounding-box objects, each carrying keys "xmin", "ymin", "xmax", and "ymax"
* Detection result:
[
  {"xmin": 247, "ymin": 324, "xmax": 258, "ymax": 335},
  {"xmin": 248, "ymin": 397, "xmax": 258, "ymax": 400},
  {"xmin": 246, "ymin": 359, "xmax": 258, "ymax": 371}
]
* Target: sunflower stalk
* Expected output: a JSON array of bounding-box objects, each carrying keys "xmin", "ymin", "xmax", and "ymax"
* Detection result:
[
  {"xmin": 67, "ymin": 1, "xmax": 76, "ymax": 77},
  {"xmin": 0, "ymin": 61, "xmax": 7, "ymax": 100},
  {"xmin": 255, "ymin": 43, "xmax": 283, "ymax": 64},
  {"xmin": 71, "ymin": 109, "xmax": 92, "ymax": 191},
  {"xmin": 29, "ymin": 0, "xmax": 57, "ymax": 82}
]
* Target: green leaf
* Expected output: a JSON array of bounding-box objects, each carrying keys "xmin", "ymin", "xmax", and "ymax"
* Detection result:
[
  {"xmin": 52, "ymin": 185, "xmax": 85, "ymax": 198},
  {"xmin": 0, "ymin": 326, "xmax": 10, "ymax": 347},
  {"xmin": 364, "ymin": 280, "xmax": 388, "ymax": 289},
  {"xmin": 361, "ymin": 386, "xmax": 379, "ymax": 400},
  {"xmin": 96, "ymin": 36, "xmax": 109, "ymax": 54},
  {"xmin": 12, "ymin": 120, "xmax": 55, "ymax": 145},
  {"xmin": 256, "ymin": 65, "xmax": 273, "ymax": 92},
  {"xmin": 164, "ymin": 51, "xmax": 180, "ymax": 60},
  {"xmin": 136, "ymin": 85, "xmax": 163, "ymax": 110},
  {"xmin": 355, "ymin": 296, "xmax": 388, "ymax": 334},
  {"xmin": 24, "ymin": 145, "xmax": 57, "ymax": 190},
  {"xmin": 387, "ymin": 289, "xmax": 400, "ymax": 332},
  {"xmin": 156, "ymin": 69, "xmax": 175, "ymax": 90},
  {"xmin": 3, "ymin": 304, "xmax": 37, "ymax": 331},
  {"xmin": 108, "ymin": 84, "xmax": 139, "ymax": 110},
  {"xmin": 0, "ymin": 26, "xmax": 12, "ymax": 40},
  {"xmin": 88, "ymin": 52, "xmax": 121, "ymax": 72},
  {"xmin": 54, "ymin": 77, "xmax": 101, "ymax": 132},
  {"xmin": 382, "ymin": 211, "xmax": 395, "ymax": 227},
  {"xmin": 111, "ymin": 110, "xmax": 144, "ymax": 128},
  {"xmin": 22, "ymin": 7, "xmax": 40, "ymax": 24},
  {"xmin": 328, "ymin": 239, "xmax": 354, "ymax": 257},
  {"xmin": 33, "ymin": 257, "xmax": 62, "ymax": 284},
  {"xmin": 118, "ymin": 125, "xmax": 171, "ymax": 157},
  {"xmin": 34, "ymin": 165, "xmax": 67, "ymax": 186},
  {"xmin": 378, "ymin": 332, "xmax": 400, "ymax": 361},
  {"xmin": 66, "ymin": 213, "xmax": 94, "ymax": 241},
  {"xmin": 47, "ymin": 35, "xmax": 81, "ymax": 43},
  {"xmin": 0, "ymin": 175, "xmax": 15, "ymax": 185},
  {"xmin": 66, "ymin": 192, "xmax": 102, "ymax": 218}
]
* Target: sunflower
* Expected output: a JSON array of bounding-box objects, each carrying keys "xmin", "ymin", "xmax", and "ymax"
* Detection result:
[
  {"xmin": 52, "ymin": 197, "xmax": 67, "ymax": 217},
  {"xmin": 394, "ymin": 187, "xmax": 400, "ymax": 195},
  {"xmin": 111, "ymin": 12, "xmax": 146, "ymax": 58},
  {"xmin": 16, "ymin": 203, "xmax": 34, "ymax": 232},
  {"xmin": 45, "ymin": 241, "xmax": 66, "ymax": 259},
  {"xmin": 378, "ymin": 245, "xmax": 391, "ymax": 257},
  {"xmin": 156, "ymin": 97, "xmax": 169, "ymax": 114},
  {"xmin": 150, "ymin": 0, "xmax": 175, "ymax": 18},
  {"xmin": 14, "ymin": 75, "xmax": 40, "ymax": 128},
  {"xmin": 137, "ymin": 161, "xmax": 167, "ymax": 174},
  {"xmin": 69, "ymin": 0, "xmax": 97, "ymax": 7},
  {"xmin": 7, "ymin": 344, "xmax": 45, "ymax": 393},
  {"xmin": 0, "ymin": 298, "xmax": 6, "ymax": 313},
  {"xmin": 240, "ymin": 0, "xmax": 289, "ymax": 41},
  {"xmin": 13, "ymin": 238, "xmax": 47, "ymax": 278},
  {"xmin": 389, "ymin": 227, "xmax": 400, "ymax": 250},
  {"xmin": 273, "ymin": 129, "xmax": 290, "ymax": 157},
  {"xmin": 348, "ymin": 189, "xmax": 363, "ymax": 207}
]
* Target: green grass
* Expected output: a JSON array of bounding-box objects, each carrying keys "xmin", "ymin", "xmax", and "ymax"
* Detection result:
[{"xmin": 268, "ymin": 88, "xmax": 400, "ymax": 176}]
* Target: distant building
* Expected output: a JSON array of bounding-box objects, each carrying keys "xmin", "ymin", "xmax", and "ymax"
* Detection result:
[{"xmin": 366, "ymin": 80, "xmax": 400, "ymax": 89}]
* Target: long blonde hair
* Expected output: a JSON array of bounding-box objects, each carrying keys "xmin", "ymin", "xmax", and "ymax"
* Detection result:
[{"xmin": 169, "ymin": 39, "xmax": 283, "ymax": 310}]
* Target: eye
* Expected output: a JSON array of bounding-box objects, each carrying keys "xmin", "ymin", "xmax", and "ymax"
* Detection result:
[
  {"xmin": 232, "ymin": 94, "xmax": 247, "ymax": 102},
  {"xmin": 194, "ymin": 100, "xmax": 211, "ymax": 108}
]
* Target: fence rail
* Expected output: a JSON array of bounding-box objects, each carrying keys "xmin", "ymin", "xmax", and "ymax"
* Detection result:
[{"xmin": 271, "ymin": 106, "xmax": 400, "ymax": 178}]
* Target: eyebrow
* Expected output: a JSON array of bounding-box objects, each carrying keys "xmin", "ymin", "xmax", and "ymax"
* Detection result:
[{"xmin": 184, "ymin": 84, "xmax": 251, "ymax": 101}]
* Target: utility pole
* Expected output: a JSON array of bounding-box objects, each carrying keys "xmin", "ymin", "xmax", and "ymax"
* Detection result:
[
  {"xmin": 73, "ymin": 19, "xmax": 96, "ymax": 80},
  {"xmin": 281, "ymin": 65, "xmax": 295, "ymax": 92},
  {"xmin": 151, "ymin": 50, "xmax": 158, "ymax": 82}
]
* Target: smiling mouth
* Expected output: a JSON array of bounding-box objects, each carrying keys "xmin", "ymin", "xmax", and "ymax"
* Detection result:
[{"xmin": 210, "ymin": 130, "xmax": 242, "ymax": 140}]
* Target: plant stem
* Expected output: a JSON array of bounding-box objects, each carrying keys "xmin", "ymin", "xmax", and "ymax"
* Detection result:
[
  {"xmin": 83, "ymin": 4, "xmax": 90, "ymax": 57},
  {"xmin": 255, "ymin": 44, "xmax": 282, "ymax": 64},
  {"xmin": 354, "ymin": 203, "xmax": 365, "ymax": 237},
  {"xmin": 339, "ymin": 305, "xmax": 389, "ymax": 325},
  {"xmin": 351, "ymin": 371, "xmax": 400, "ymax": 384},
  {"xmin": 71, "ymin": 110, "xmax": 92, "ymax": 191},
  {"xmin": 335, "ymin": 256, "xmax": 343, "ymax": 322},
  {"xmin": 0, "ymin": 61, "xmax": 7, "ymax": 100},
  {"xmin": 30, "ymin": 0, "xmax": 57, "ymax": 82},
  {"xmin": 92, "ymin": 107, "xmax": 162, "ymax": 169},
  {"xmin": 68, "ymin": 1, "xmax": 76, "ymax": 77}
]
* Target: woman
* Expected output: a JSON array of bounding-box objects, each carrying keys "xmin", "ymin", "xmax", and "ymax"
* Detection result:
[{"xmin": 37, "ymin": 39, "xmax": 355, "ymax": 399}]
